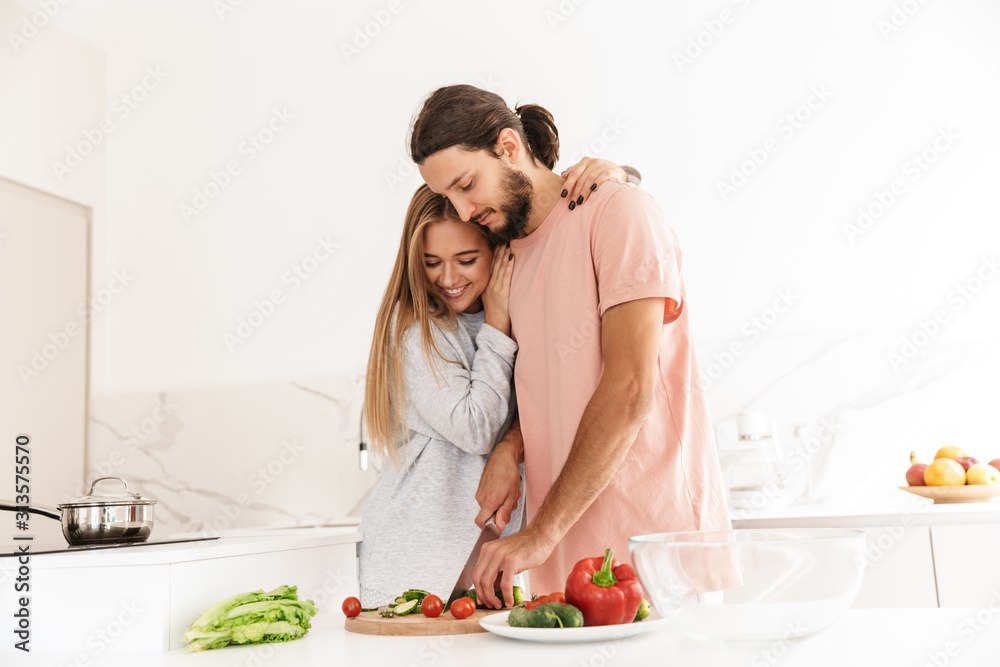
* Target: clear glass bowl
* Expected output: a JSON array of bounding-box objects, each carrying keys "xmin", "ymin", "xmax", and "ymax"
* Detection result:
[{"xmin": 629, "ymin": 528, "xmax": 867, "ymax": 648}]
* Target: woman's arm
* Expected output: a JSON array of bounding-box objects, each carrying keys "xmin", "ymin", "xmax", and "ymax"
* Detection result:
[{"xmin": 401, "ymin": 321, "xmax": 517, "ymax": 457}]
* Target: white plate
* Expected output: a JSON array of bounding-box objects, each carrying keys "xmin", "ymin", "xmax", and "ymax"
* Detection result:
[{"xmin": 478, "ymin": 609, "xmax": 669, "ymax": 643}]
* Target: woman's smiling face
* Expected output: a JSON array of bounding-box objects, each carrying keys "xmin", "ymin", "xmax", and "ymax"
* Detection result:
[{"xmin": 422, "ymin": 218, "xmax": 493, "ymax": 314}]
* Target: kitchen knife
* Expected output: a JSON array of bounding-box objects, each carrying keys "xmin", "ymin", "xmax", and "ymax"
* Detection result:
[{"xmin": 445, "ymin": 513, "xmax": 500, "ymax": 609}]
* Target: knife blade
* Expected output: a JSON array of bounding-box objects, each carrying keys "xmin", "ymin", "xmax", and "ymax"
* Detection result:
[{"xmin": 445, "ymin": 513, "xmax": 500, "ymax": 609}]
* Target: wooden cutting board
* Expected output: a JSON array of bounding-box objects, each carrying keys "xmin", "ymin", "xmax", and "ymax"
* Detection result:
[{"xmin": 345, "ymin": 607, "xmax": 504, "ymax": 636}]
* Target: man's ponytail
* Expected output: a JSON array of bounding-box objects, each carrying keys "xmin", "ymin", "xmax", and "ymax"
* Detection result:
[{"xmin": 514, "ymin": 104, "xmax": 559, "ymax": 170}]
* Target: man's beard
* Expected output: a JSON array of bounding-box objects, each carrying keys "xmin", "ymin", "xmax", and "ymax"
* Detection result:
[{"xmin": 477, "ymin": 163, "xmax": 533, "ymax": 245}]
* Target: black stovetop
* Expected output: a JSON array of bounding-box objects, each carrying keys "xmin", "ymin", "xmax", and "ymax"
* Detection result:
[{"xmin": 0, "ymin": 536, "xmax": 218, "ymax": 557}]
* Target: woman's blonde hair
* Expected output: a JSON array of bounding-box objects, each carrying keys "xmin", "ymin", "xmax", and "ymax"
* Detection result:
[{"xmin": 364, "ymin": 184, "xmax": 491, "ymax": 466}]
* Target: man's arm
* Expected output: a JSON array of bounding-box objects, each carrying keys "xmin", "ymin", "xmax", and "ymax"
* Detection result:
[
  {"xmin": 471, "ymin": 296, "xmax": 665, "ymax": 608},
  {"xmin": 475, "ymin": 416, "xmax": 524, "ymax": 533}
]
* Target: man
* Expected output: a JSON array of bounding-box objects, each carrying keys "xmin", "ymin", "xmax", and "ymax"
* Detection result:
[{"xmin": 410, "ymin": 85, "xmax": 730, "ymax": 607}]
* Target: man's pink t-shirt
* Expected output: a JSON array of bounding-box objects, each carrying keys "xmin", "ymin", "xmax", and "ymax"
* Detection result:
[{"xmin": 509, "ymin": 180, "xmax": 731, "ymax": 593}]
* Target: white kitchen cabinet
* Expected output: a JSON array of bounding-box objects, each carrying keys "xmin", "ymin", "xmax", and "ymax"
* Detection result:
[
  {"xmin": 930, "ymin": 523, "xmax": 1000, "ymax": 608},
  {"xmin": 0, "ymin": 529, "xmax": 361, "ymax": 654},
  {"xmin": 733, "ymin": 510, "xmax": 941, "ymax": 608},
  {"xmin": 850, "ymin": 525, "xmax": 937, "ymax": 608}
]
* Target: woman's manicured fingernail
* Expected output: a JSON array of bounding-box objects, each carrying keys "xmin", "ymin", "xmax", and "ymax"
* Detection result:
[
  {"xmin": 561, "ymin": 189, "xmax": 568, "ymax": 198},
  {"xmin": 576, "ymin": 195, "xmax": 584, "ymax": 205},
  {"xmin": 568, "ymin": 200, "xmax": 576, "ymax": 210},
  {"xmin": 590, "ymin": 183, "xmax": 597, "ymax": 191}
]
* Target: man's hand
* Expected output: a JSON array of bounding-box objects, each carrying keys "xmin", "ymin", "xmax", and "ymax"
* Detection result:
[
  {"xmin": 471, "ymin": 525, "xmax": 555, "ymax": 609},
  {"xmin": 475, "ymin": 420, "xmax": 523, "ymax": 532}
]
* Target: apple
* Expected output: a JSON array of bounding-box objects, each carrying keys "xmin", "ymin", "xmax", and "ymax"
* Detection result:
[
  {"xmin": 906, "ymin": 452, "xmax": 927, "ymax": 486},
  {"xmin": 989, "ymin": 458, "xmax": 1000, "ymax": 473},
  {"xmin": 967, "ymin": 463, "xmax": 1000, "ymax": 485},
  {"xmin": 955, "ymin": 456, "xmax": 979, "ymax": 472}
]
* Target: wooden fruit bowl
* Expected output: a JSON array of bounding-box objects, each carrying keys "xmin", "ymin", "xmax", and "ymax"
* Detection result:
[{"xmin": 899, "ymin": 485, "xmax": 1000, "ymax": 504}]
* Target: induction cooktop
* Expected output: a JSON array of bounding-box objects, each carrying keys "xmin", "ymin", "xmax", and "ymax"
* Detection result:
[{"xmin": 0, "ymin": 536, "xmax": 218, "ymax": 557}]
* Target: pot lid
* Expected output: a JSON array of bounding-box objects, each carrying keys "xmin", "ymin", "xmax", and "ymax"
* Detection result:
[{"xmin": 58, "ymin": 476, "xmax": 157, "ymax": 509}]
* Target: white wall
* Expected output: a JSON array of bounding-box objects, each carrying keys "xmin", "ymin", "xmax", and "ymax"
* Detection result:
[
  {"xmin": 0, "ymin": 0, "xmax": 107, "ymax": 391},
  {"xmin": 35, "ymin": 0, "xmax": 995, "ymax": 399},
  {"xmin": 9, "ymin": 0, "xmax": 1000, "ymax": 516}
]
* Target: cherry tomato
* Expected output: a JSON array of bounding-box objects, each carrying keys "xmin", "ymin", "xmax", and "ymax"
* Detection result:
[
  {"xmin": 450, "ymin": 597, "xmax": 476, "ymax": 620},
  {"xmin": 525, "ymin": 601, "xmax": 542, "ymax": 610},
  {"xmin": 548, "ymin": 592, "xmax": 566, "ymax": 604},
  {"xmin": 421, "ymin": 594, "xmax": 443, "ymax": 618},
  {"xmin": 342, "ymin": 596, "xmax": 362, "ymax": 618}
]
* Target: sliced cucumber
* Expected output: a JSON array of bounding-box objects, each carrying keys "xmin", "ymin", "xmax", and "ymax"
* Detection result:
[
  {"xmin": 394, "ymin": 596, "xmax": 407, "ymax": 605},
  {"xmin": 361, "ymin": 606, "xmax": 380, "ymax": 612},
  {"xmin": 402, "ymin": 589, "xmax": 431, "ymax": 601},
  {"xmin": 394, "ymin": 599, "xmax": 420, "ymax": 616}
]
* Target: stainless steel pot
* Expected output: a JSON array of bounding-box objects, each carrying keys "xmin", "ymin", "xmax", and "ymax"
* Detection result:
[{"xmin": 0, "ymin": 476, "xmax": 156, "ymax": 546}]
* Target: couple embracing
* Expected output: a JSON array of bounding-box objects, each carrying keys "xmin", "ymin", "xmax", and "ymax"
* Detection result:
[{"xmin": 359, "ymin": 84, "xmax": 730, "ymax": 609}]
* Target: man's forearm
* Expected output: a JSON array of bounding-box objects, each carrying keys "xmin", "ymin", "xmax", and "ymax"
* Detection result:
[
  {"xmin": 495, "ymin": 416, "xmax": 524, "ymax": 464},
  {"xmin": 529, "ymin": 379, "xmax": 654, "ymax": 545}
]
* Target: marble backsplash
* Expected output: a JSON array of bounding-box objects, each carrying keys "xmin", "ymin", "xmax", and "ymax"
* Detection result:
[
  {"xmin": 83, "ymin": 376, "xmax": 377, "ymax": 536},
  {"xmin": 82, "ymin": 324, "xmax": 999, "ymax": 536}
]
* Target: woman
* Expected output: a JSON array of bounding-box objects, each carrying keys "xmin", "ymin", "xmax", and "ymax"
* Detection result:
[{"xmin": 359, "ymin": 158, "xmax": 638, "ymax": 607}]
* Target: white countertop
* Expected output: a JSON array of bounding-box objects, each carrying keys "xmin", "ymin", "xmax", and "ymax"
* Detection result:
[
  {"xmin": 2, "ymin": 527, "xmax": 361, "ymax": 568},
  {"xmin": 8, "ymin": 607, "xmax": 999, "ymax": 667},
  {"xmin": 731, "ymin": 496, "xmax": 1000, "ymax": 528}
]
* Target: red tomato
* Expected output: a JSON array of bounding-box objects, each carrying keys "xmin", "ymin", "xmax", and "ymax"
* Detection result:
[
  {"xmin": 536, "ymin": 594, "xmax": 551, "ymax": 605},
  {"xmin": 342, "ymin": 596, "xmax": 362, "ymax": 618},
  {"xmin": 421, "ymin": 595, "xmax": 443, "ymax": 618},
  {"xmin": 450, "ymin": 597, "xmax": 476, "ymax": 620},
  {"xmin": 524, "ymin": 601, "xmax": 542, "ymax": 610},
  {"xmin": 548, "ymin": 592, "xmax": 566, "ymax": 604}
]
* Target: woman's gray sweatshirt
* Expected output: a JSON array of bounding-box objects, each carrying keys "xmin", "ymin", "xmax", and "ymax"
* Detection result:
[{"xmin": 358, "ymin": 309, "xmax": 523, "ymax": 606}]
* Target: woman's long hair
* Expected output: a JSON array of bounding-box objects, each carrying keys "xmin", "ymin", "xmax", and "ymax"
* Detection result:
[{"xmin": 364, "ymin": 184, "xmax": 489, "ymax": 467}]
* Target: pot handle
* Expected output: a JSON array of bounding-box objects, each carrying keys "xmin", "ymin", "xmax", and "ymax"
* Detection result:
[
  {"xmin": 88, "ymin": 476, "xmax": 140, "ymax": 499},
  {"xmin": 0, "ymin": 500, "xmax": 61, "ymax": 520}
]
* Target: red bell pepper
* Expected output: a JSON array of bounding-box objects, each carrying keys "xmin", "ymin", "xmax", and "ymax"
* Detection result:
[{"xmin": 565, "ymin": 548, "xmax": 644, "ymax": 626}]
